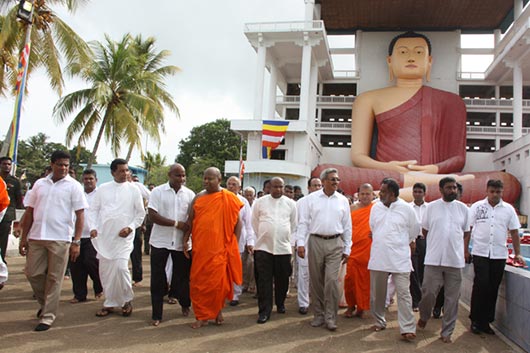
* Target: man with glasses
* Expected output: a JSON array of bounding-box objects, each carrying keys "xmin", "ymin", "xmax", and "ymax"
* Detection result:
[{"xmin": 297, "ymin": 168, "xmax": 352, "ymax": 331}]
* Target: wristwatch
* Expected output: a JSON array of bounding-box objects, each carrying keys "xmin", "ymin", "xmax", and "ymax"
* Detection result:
[{"xmin": 71, "ymin": 239, "xmax": 81, "ymax": 246}]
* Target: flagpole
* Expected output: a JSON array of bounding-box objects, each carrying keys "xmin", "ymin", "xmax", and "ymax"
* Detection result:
[{"xmin": 0, "ymin": 0, "xmax": 34, "ymax": 175}]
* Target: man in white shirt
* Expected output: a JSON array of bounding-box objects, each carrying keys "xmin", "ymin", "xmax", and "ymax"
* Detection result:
[
  {"xmin": 468, "ymin": 179, "xmax": 525, "ymax": 335},
  {"xmin": 418, "ymin": 176, "xmax": 471, "ymax": 343},
  {"xmin": 147, "ymin": 164, "xmax": 195, "ymax": 326},
  {"xmin": 70, "ymin": 169, "xmax": 103, "ymax": 304},
  {"xmin": 226, "ymin": 176, "xmax": 253, "ymax": 306},
  {"xmin": 19, "ymin": 150, "xmax": 88, "ymax": 331},
  {"xmin": 129, "ymin": 173, "xmax": 151, "ymax": 287},
  {"xmin": 297, "ymin": 168, "xmax": 352, "ymax": 331},
  {"xmin": 89, "ymin": 159, "xmax": 145, "ymax": 318},
  {"xmin": 295, "ymin": 177, "xmax": 322, "ymax": 315},
  {"xmin": 409, "ymin": 182, "xmax": 428, "ymax": 311},
  {"xmin": 242, "ymin": 186, "xmax": 257, "ymax": 293},
  {"xmin": 250, "ymin": 177, "xmax": 297, "ymax": 324},
  {"xmin": 368, "ymin": 178, "xmax": 419, "ymax": 340}
]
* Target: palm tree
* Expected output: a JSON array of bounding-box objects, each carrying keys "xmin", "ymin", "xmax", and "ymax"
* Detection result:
[
  {"xmin": 123, "ymin": 34, "xmax": 179, "ymax": 161},
  {"xmin": 53, "ymin": 34, "xmax": 178, "ymax": 169},
  {"xmin": 0, "ymin": 0, "xmax": 91, "ymax": 96},
  {"xmin": 142, "ymin": 151, "xmax": 166, "ymax": 173}
]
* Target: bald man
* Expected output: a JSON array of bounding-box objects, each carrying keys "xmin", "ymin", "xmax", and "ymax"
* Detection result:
[
  {"xmin": 250, "ymin": 177, "xmax": 297, "ymax": 323},
  {"xmin": 147, "ymin": 164, "xmax": 195, "ymax": 326},
  {"xmin": 183, "ymin": 167, "xmax": 243, "ymax": 328}
]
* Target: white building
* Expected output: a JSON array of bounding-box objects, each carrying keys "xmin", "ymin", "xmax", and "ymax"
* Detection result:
[{"xmin": 226, "ymin": 0, "xmax": 530, "ymax": 218}]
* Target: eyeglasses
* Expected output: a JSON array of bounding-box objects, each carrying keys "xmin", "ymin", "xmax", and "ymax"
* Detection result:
[{"xmin": 327, "ymin": 178, "xmax": 341, "ymax": 182}]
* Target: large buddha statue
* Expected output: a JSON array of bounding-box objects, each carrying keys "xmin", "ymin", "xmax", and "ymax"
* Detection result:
[{"xmin": 313, "ymin": 31, "xmax": 520, "ymax": 204}]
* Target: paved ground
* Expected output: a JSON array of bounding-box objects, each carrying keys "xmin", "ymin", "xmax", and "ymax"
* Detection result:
[{"xmin": 0, "ymin": 255, "xmax": 523, "ymax": 353}]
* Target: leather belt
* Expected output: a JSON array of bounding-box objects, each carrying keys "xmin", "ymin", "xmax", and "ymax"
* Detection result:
[{"xmin": 310, "ymin": 233, "xmax": 341, "ymax": 240}]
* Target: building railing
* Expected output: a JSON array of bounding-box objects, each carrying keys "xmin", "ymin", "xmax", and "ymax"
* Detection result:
[
  {"xmin": 495, "ymin": 5, "xmax": 530, "ymax": 57},
  {"xmin": 467, "ymin": 126, "xmax": 530, "ymax": 135},
  {"xmin": 312, "ymin": 123, "xmax": 529, "ymax": 136},
  {"xmin": 334, "ymin": 70, "xmax": 360, "ymax": 79},
  {"xmin": 458, "ymin": 72, "xmax": 486, "ymax": 80},
  {"xmin": 277, "ymin": 95, "xmax": 355, "ymax": 104},
  {"xmin": 463, "ymin": 98, "xmax": 530, "ymax": 107},
  {"xmin": 244, "ymin": 20, "xmax": 324, "ymax": 33}
]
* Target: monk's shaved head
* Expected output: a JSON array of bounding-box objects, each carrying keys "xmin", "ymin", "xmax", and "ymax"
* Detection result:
[
  {"xmin": 359, "ymin": 183, "xmax": 373, "ymax": 192},
  {"xmin": 204, "ymin": 167, "xmax": 222, "ymax": 180},
  {"xmin": 203, "ymin": 167, "xmax": 222, "ymax": 193}
]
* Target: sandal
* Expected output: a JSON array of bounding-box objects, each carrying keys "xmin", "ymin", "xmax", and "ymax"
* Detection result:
[
  {"xmin": 190, "ymin": 320, "xmax": 208, "ymax": 329},
  {"xmin": 370, "ymin": 325, "xmax": 386, "ymax": 332},
  {"xmin": 343, "ymin": 308, "xmax": 354, "ymax": 318},
  {"xmin": 96, "ymin": 308, "xmax": 114, "ymax": 317},
  {"xmin": 215, "ymin": 312, "xmax": 224, "ymax": 325},
  {"xmin": 401, "ymin": 333, "xmax": 416, "ymax": 341},
  {"xmin": 152, "ymin": 320, "xmax": 161, "ymax": 327},
  {"xmin": 168, "ymin": 297, "xmax": 178, "ymax": 305},
  {"xmin": 122, "ymin": 301, "xmax": 133, "ymax": 317}
]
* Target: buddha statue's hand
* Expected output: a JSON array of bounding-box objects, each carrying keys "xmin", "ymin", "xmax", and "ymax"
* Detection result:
[
  {"xmin": 387, "ymin": 160, "xmax": 419, "ymax": 173},
  {"xmin": 406, "ymin": 163, "xmax": 439, "ymax": 174}
]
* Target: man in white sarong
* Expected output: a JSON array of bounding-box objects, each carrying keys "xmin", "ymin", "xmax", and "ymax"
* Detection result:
[
  {"xmin": 226, "ymin": 176, "xmax": 253, "ymax": 306},
  {"xmin": 89, "ymin": 158, "xmax": 145, "ymax": 317}
]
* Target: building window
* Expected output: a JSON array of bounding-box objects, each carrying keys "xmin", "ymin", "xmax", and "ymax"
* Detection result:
[
  {"xmin": 322, "ymin": 83, "xmax": 357, "ymax": 96},
  {"xmin": 321, "ymin": 134, "xmax": 351, "ymax": 148},
  {"xmin": 286, "ymin": 108, "xmax": 299, "ymax": 121},
  {"xmin": 270, "ymin": 149, "xmax": 286, "ymax": 160},
  {"xmin": 466, "ymin": 139, "xmax": 495, "ymax": 152},
  {"xmin": 321, "ymin": 109, "xmax": 352, "ymax": 123},
  {"xmin": 459, "ymin": 85, "xmax": 495, "ymax": 99}
]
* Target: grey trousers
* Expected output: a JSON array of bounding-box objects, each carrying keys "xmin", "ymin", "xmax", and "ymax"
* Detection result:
[
  {"xmin": 308, "ymin": 235, "xmax": 342, "ymax": 325},
  {"xmin": 370, "ymin": 270, "xmax": 416, "ymax": 334},
  {"xmin": 418, "ymin": 265, "xmax": 462, "ymax": 338}
]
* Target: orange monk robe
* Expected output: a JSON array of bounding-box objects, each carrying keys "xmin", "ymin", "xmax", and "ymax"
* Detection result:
[
  {"xmin": 344, "ymin": 203, "xmax": 373, "ymax": 311},
  {"xmin": 190, "ymin": 189, "xmax": 243, "ymax": 321},
  {"xmin": 0, "ymin": 177, "xmax": 10, "ymax": 220}
]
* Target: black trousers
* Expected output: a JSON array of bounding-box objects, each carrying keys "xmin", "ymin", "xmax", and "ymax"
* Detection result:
[
  {"xmin": 70, "ymin": 238, "xmax": 102, "ymax": 300},
  {"xmin": 150, "ymin": 246, "xmax": 191, "ymax": 321},
  {"xmin": 410, "ymin": 237, "xmax": 426, "ymax": 307},
  {"xmin": 254, "ymin": 250, "xmax": 292, "ymax": 317},
  {"xmin": 130, "ymin": 227, "xmax": 143, "ymax": 282},
  {"xmin": 0, "ymin": 219, "xmax": 12, "ymax": 263},
  {"xmin": 470, "ymin": 255, "xmax": 506, "ymax": 326},
  {"xmin": 144, "ymin": 224, "xmax": 153, "ymax": 255}
]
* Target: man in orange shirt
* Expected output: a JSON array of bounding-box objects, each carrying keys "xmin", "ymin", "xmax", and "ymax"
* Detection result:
[
  {"xmin": 183, "ymin": 167, "xmax": 243, "ymax": 329},
  {"xmin": 344, "ymin": 183, "xmax": 374, "ymax": 318}
]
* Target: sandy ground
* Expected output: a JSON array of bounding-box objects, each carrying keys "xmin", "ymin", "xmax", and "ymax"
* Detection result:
[{"xmin": 0, "ymin": 255, "xmax": 522, "ymax": 353}]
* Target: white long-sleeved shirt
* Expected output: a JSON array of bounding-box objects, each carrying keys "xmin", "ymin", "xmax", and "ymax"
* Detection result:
[
  {"xmin": 469, "ymin": 197, "xmax": 520, "ymax": 259},
  {"xmin": 250, "ymin": 195, "xmax": 296, "ymax": 255},
  {"xmin": 296, "ymin": 189, "xmax": 352, "ymax": 256},
  {"xmin": 81, "ymin": 188, "xmax": 97, "ymax": 238},
  {"xmin": 89, "ymin": 181, "xmax": 145, "ymax": 260},
  {"xmin": 368, "ymin": 198, "xmax": 419, "ymax": 272},
  {"xmin": 236, "ymin": 194, "xmax": 254, "ymax": 252},
  {"xmin": 422, "ymin": 198, "xmax": 471, "ymax": 268}
]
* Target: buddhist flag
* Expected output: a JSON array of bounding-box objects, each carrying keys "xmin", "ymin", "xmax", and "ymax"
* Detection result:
[
  {"xmin": 262, "ymin": 120, "xmax": 289, "ymax": 159},
  {"xmin": 1, "ymin": 42, "xmax": 31, "ymax": 164},
  {"xmin": 239, "ymin": 159, "xmax": 245, "ymax": 180}
]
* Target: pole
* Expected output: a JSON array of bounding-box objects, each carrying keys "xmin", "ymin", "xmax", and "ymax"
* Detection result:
[{"xmin": 0, "ymin": 1, "xmax": 34, "ymax": 175}]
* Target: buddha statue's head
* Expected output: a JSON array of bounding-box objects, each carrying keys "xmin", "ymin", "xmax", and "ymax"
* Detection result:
[{"xmin": 387, "ymin": 31, "xmax": 432, "ymax": 82}]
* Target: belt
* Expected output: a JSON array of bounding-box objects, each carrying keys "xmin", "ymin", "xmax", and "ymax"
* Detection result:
[{"xmin": 310, "ymin": 233, "xmax": 341, "ymax": 240}]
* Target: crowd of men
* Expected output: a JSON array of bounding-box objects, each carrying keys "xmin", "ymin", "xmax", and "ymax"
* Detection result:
[{"xmin": 0, "ymin": 151, "xmax": 526, "ymax": 344}]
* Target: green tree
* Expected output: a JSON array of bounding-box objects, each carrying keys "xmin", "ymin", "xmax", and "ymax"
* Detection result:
[
  {"xmin": 0, "ymin": 0, "xmax": 91, "ymax": 96},
  {"xmin": 175, "ymin": 119, "xmax": 245, "ymax": 176},
  {"xmin": 144, "ymin": 164, "xmax": 169, "ymax": 187},
  {"xmin": 143, "ymin": 151, "xmax": 166, "ymax": 173},
  {"xmin": 124, "ymin": 34, "xmax": 179, "ymax": 161},
  {"xmin": 15, "ymin": 132, "xmax": 94, "ymax": 186},
  {"xmin": 53, "ymin": 34, "xmax": 178, "ymax": 169}
]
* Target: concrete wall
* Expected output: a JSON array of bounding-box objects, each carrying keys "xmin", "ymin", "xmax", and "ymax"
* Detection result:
[{"xmin": 461, "ymin": 264, "xmax": 530, "ymax": 352}]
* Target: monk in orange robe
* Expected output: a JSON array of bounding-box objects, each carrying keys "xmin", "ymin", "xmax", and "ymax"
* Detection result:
[
  {"xmin": 183, "ymin": 167, "xmax": 243, "ymax": 329},
  {"xmin": 0, "ymin": 177, "xmax": 10, "ymax": 221},
  {"xmin": 344, "ymin": 184, "xmax": 374, "ymax": 318}
]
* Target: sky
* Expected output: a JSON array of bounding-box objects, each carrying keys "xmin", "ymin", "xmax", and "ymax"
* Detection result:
[{"xmin": 0, "ymin": 0, "xmax": 307, "ymax": 167}]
